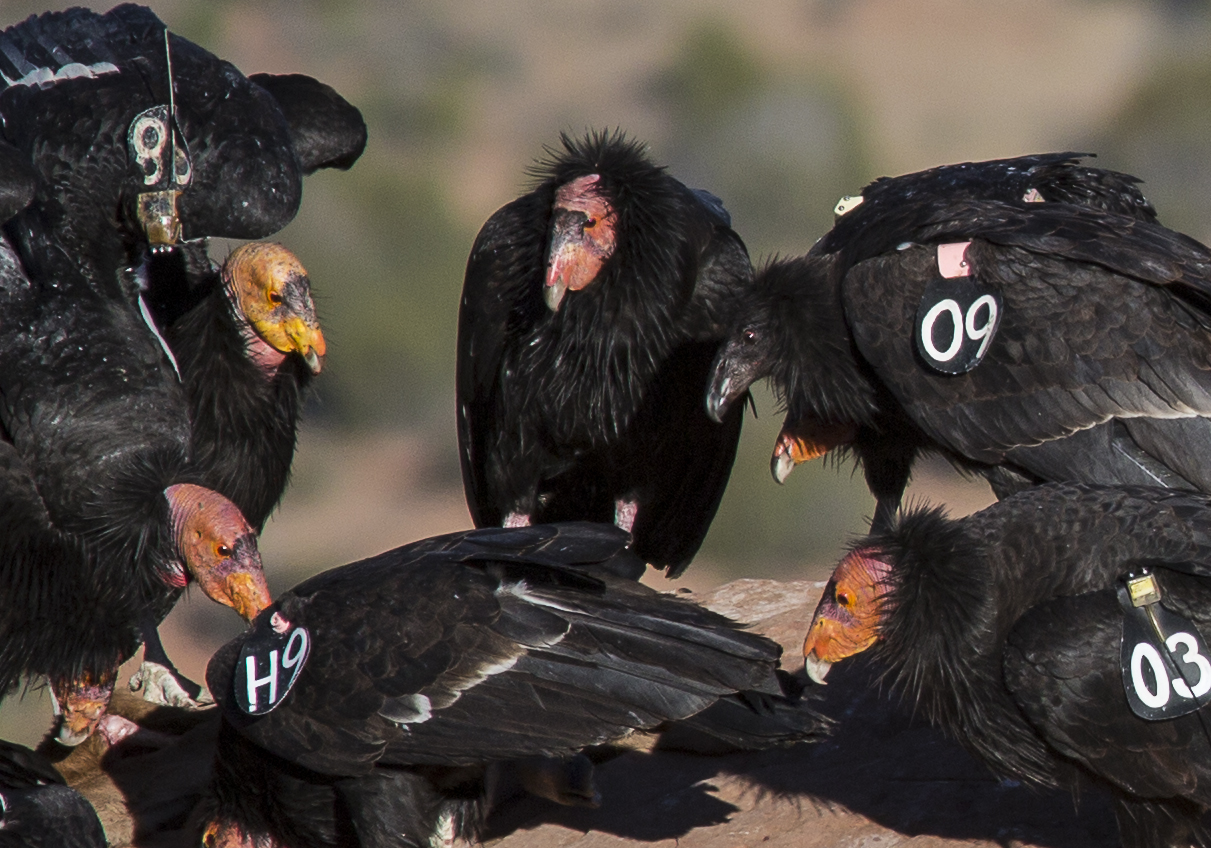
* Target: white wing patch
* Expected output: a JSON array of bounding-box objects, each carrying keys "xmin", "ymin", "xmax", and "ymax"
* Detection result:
[{"xmin": 1, "ymin": 61, "xmax": 117, "ymax": 89}]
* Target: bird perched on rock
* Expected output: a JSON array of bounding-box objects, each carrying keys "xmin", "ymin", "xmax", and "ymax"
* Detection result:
[
  {"xmin": 0, "ymin": 738, "xmax": 106, "ymax": 848},
  {"xmin": 457, "ymin": 131, "xmax": 752, "ymax": 575},
  {"xmin": 804, "ymin": 483, "xmax": 1211, "ymax": 848},
  {"xmin": 704, "ymin": 153, "xmax": 1206, "ymax": 531},
  {"xmin": 200, "ymin": 522, "xmax": 824, "ymax": 847}
]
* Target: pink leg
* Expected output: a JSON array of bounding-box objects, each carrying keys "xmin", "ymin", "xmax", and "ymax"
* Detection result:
[
  {"xmin": 614, "ymin": 498, "xmax": 638, "ymax": 533},
  {"xmin": 503, "ymin": 513, "xmax": 531, "ymax": 528}
]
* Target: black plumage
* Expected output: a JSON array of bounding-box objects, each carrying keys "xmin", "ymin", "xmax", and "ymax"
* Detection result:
[
  {"xmin": 457, "ymin": 131, "xmax": 752, "ymax": 575},
  {"xmin": 704, "ymin": 153, "xmax": 1209, "ymax": 530},
  {"xmin": 159, "ymin": 242, "xmax": 325, "ymax": 531},
  {"xmin": 0, "ymin": 739, "xmax": 105, "ymax": 848},
  {"xmin": 0, "ymin": 6, "xmax": 357, "ymax": 731},
  {"xmin": 804, "ymin": 483, "xmax": 1211, "ymax": 848},
  {"xmin": 201, "ymin": 522, "xmax": 824, "ymax": 847}
]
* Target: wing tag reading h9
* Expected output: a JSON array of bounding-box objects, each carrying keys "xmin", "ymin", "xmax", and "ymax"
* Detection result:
[
  {"xmin": 915, "ymin": 242, "xmax": 1002, "ymax": 375},
  {"xmin": 234, "ymin": 610, "xmax": 310, "ymax": 716},
  {"xmin": 1118, "ymin": 574, "xmax": 1211, "ymax": 721}
]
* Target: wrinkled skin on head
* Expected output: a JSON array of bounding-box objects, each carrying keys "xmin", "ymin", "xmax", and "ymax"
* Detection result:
[
  {"xmin": 223, "ymin": 242, "xmax": 325, "ymax": 375},
  {"xmin": 803, "ymin": 547, "xmax": 892, "ymax": 684},
  {"xmin": 706, "ymin": 319, "xmax": 775, "ymax": 423},
  {"xmin": 544, "ymin": 174, "xmax": 617, "ymax": 312},
  {"xmin": 202, "ymin": 820, "xmax": 278, "ymax": 848},
  {"xmin": 51, "ymin": 670, "xmax": 117, "ymax": 747},
  {"xmin": 770, "ymin": 418, "xmax": 860, "ymax": 484},
  {"xmin": 164, "ymin": 484, "xmax": 272, "ymax": 622}
]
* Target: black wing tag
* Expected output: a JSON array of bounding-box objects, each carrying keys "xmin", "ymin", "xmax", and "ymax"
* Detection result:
[
  {"xmin": 1118, "ymin": 573, "xmax": 1211, "ymax": 721},
  {"xmin": 233, "ymin": 610, "xmax": 310, "ymax": 716},
  {"xmin": 915, "ymin": 242, "xmax": 1002, "ymax": 375}
]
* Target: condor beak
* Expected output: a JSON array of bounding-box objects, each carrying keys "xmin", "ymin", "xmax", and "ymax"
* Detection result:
[
  {"xmin": 803, "ymin": 652, "xmax": 832, "ymax": 686},
  {"xmin": 222, "ymin": 569, "xmax": 274, "ymax": 623},
  {"xmin": 283, "ymin": 314, "xmax": 326, "ymax": 375},
  {"xmin": 706, "ymin": 332, "xmax": 767, "ymax": 424},
  {"xmin": 52, "ymin": 674, "xmax": 116, "ymax": 746},
  {"xmin": 771, "ymin": 422, "xmax": 859, "ymax": 484}
]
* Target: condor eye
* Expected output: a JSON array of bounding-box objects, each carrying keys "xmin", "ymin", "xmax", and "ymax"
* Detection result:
[
  {"xmin": 268, "ymin": 291, "xmax": 283, "ymax": 305},
  {"xmin": 742, "ymin": 328, "xmax": 758, "ymax": 344},
  {"xmin": 836, "ymin": 590, "xmax": 852, "ymax": 607},
  {"xmin": 216, "ymin": 544, "xmax": 232, "ymax": 558}
]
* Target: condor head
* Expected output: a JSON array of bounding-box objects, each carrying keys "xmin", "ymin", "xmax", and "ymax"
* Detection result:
[
  {"xmin": 803, "ymin": 547, "xmax": 892, "ymax": 685},
  {"xmin": 544, "ymin": 174, "xmax": 618, "ymax": 312}
]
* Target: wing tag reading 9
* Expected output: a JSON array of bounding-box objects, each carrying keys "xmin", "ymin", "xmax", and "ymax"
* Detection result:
[
  {"xmin": 234, "ymin": 610, "xmax": 310, "ymax": 716},
  {"xmin": 915, "ymin": 242, "xmax": 1002, "ymax": 375},
  {"xmin": 1117, "ymin": 583, "xmax": 1211, "ymax": 721}
]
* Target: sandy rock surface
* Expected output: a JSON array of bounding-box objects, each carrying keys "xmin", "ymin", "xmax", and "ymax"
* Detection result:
[{"xmin": 61, "ymin": 578, "xmax": 1117, "ymax": 847}]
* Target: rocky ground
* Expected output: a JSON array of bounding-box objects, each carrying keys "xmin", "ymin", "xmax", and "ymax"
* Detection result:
[{"xmin": 59, "ymin": 577, "xmax": 1119, "ymax": 848}]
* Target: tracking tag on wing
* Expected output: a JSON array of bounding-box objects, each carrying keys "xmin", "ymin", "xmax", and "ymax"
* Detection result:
[
  {"xmin": 233, "ymin": 607, "xmax": 310, "ymax": 716},
  {"xmin": 915, "ymin": 242, "xmax": 1003, "ymax": 375},
  {"xmin": 1117, "ymin": 573, "xmax": 1211, "ymax": 721}
]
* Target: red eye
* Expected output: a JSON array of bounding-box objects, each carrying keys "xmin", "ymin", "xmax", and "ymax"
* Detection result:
[
  {"xmin": 837, "ymin": 590, "xmax": 852, "ymax": 607},
  {"xmin": 268, "ymin": 291, "xmax": 283, "ymax": 304},
  {"xmin": 216, "ymin": 544, "xmax": 232, "ymax": 558},
  {"xmin": 743, "ymin": 328, "xmax": 757, "ymax": 344}
]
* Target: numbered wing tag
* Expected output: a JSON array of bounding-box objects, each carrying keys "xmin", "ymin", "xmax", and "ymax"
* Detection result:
[
  {"xmin": 1117, "ymin": 581, "xmax": 1211, "ymax": 721},
  {"xmin": 915, "ymin": 242, "xmax": 1002, "ymax": 375},
  {"xmin": 233, "ymin": 609, "xmax": 311, "ymax": 716}
]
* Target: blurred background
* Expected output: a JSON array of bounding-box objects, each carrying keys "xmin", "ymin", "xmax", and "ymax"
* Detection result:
[{"xmin": 1, "ymin": 0, "xmax": 1210, "ymax": 740}]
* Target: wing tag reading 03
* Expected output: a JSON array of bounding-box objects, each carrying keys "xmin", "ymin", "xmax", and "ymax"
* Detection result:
[
  {"xmin": 915, "ymin": 242, "xmax": 1002, "ymax": 375},
  {"xmin": 234, "ymin": 610, "xmax": 310, "ymax": 716},
  {"xmin": 1117, "ymin": 577, "xmax": 1211, "ymax": 721}
]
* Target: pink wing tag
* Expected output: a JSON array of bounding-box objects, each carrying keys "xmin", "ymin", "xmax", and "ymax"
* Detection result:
[{"xmin": 936, "ymin": 242, "xmax": 972, "ymax": 278}]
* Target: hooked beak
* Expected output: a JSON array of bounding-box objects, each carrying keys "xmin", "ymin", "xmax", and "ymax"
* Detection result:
[
  {"xmin": 220, "ymin": 568, "xmax": 274, "ymax": 623},
  {"xmin": 803, "ymin": 652, "xmax": 832, "ymax": 686},
  {"xmin": 770, "ymin": 421, "xmax": 859, "ymax": 484},
  {"xmin": 282, "ymin": 315, "xmax": 326, "ymax": 375},
  {"xmin": 706, "ymin": 342, "xmax": 759, "ymax": 424},
  {"xmin": 53, "ymin": 674, "xmax": 116, "ymax": 746}
]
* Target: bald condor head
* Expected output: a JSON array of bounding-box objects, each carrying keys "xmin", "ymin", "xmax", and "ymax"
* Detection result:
[{"xmin": 804, "ymin": 483, "xmax": 1211, "ymax": 847}]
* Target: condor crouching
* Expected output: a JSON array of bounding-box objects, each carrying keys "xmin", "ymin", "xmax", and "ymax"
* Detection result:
[
  {"xmin": 805, "ymin": 484, "xmax": 1211, "ymax": 848},
  {"xmin": 200, "ymin": 523, "xmax": 825, "ymax": 847}
]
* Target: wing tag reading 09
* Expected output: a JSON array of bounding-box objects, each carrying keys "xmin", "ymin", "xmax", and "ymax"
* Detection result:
[
  {"xmin": 915, "ymin": 242, "xmax": 1002, "ymax": 375},
  {"xmin": 234, "ymin": 610, "xmax": 310, "ymax": 716},
  {"xmin": 1117, "ymin": 579, "xmax": 1211, "ymax": 721}
]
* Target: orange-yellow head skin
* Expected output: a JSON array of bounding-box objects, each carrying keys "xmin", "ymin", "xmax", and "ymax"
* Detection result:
[
  {"xmin": 770, "ymin": 419, "xmax": 859, "ymax": 484},
  {"xmin": 223, "ymin": 242, "xmax": 325, "ymax": 374},
  {"xmin": 202, "ymin": 820, "xmax": 278, "ymax": 848},
  {"xmin": 52, "ymin": 669, "xmax": 117, "ymax": 746},
  {"xmin": 803, "ymin": 547, "xmax": 892, "ymax": 684},
  {"xmin": 164, "ymin": 484, "xmax": 272, "ymax": 622},
  {"xmin": 544, "ymin": 174, "xmax": 617, "ymax": 311}
]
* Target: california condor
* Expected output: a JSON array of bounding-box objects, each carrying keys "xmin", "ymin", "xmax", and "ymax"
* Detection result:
[
  {"xmin": 201, "ymin": 522, "xmax": 824, "ymax": 847},
  {"xmin": 0, "ymin": 4, "xmax": 362, "ymax": 714},
  {"xmin": 804, "ymin": 483, "xmax": 1211, "ymax": 848},
  {"xmin": 160, "ymin": 241, "xmax": 324, "ymax": 531},
  {"xmin": 0, "ymin": 738, "xmax": 106, "ymax": 848},
  {"xmin": 457, "ymin": 131, "xmax": 752, "ymax": 575},
  {"xmin": 0, "ymin": 219, "xmax": 271, "ymax": 740},
  {"xmin": 704, "ymin": 153, "xmax": 1211, "ymax": 530}
]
